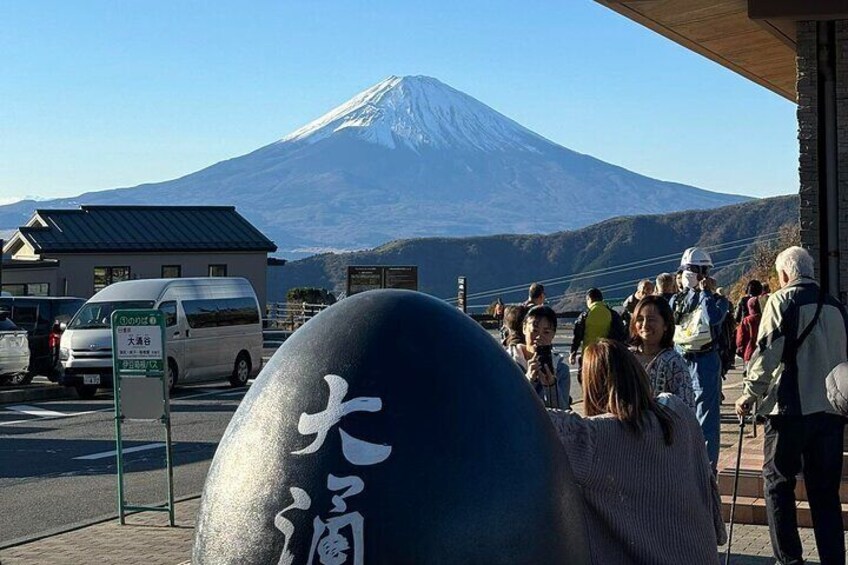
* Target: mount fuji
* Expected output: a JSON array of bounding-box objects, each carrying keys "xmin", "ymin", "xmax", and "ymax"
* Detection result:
[{"xmin": 0, "ymin": 75, "xmax": 749, "ymax": 257}]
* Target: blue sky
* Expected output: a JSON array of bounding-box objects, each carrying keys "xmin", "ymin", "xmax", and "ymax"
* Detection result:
[{"xmin": 0, "ymin": 0, "xmax": 798, "ymax": 203}]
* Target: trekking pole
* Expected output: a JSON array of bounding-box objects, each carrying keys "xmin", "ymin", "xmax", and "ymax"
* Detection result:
[{"xmin": 725, "ymin": 413, "xmax": 747, "ymax": 565}]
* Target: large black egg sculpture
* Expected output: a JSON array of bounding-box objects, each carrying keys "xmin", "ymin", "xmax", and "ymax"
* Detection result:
[{"xmin": 193, "ymin": 290, "xmax": 589, "ymax": 564}]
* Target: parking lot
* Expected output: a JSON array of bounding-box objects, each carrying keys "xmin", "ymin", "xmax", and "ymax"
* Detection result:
[{"xmin": 0, "ymin": 377, "xmax": 249, "ymax": 547}]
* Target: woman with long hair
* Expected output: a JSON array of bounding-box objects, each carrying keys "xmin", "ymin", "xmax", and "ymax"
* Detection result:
[
  {"xmin": 548, "ymin": 339, "xmax": 725, "ymax": 564},
  {"xmin": 629, "ymin": 295, "xmax": 695, "ymax": 410}
]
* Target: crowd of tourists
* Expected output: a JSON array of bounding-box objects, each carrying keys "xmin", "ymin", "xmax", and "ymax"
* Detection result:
[{"xmin": 494, "ymin": 245, "xmax": 848, "ymax": 565}]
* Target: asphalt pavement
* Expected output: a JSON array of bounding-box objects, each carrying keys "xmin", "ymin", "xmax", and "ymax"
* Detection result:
[{"xmin": 0, "ymin": 380, "xmax": 247, "ymax": 547}]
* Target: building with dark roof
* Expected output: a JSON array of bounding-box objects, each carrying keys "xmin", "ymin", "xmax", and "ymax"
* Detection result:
[{"xmin": 1, "ymin": 205, "xmax": 277, "ymax": 305}]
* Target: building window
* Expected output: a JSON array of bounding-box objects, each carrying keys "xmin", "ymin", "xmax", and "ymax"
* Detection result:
[
  {"xmin": 208, "ymin": 264, "xmax": 227, "ymax": 277},
  {"xmin": 94, "ymin": 266, "xmax": 131, "ymax": 293},
  {"xmin": 1, "ymin": 283, "xmax": 50, "ymax": 296},
  {"xmin": 162, "ymin": 265, "xmax": 181, "ymax": 278}
]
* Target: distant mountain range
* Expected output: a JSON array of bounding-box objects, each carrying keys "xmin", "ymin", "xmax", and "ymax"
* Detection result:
[
  {"xmin": 0, "ymin": 75, "xmax": 749, "ymax": 258},
  {"xmin": 274, "ymin": 195, "xmax": 798, "ymax": 309}
]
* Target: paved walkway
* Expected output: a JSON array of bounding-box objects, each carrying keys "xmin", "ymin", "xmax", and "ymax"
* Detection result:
[
  {"xmin": 1, "ymin": 369, "xmax": 844, "ymax": 564},
  {"xmin": 0, "ymin": 494, "xmax": 836, "ymax": 564}
]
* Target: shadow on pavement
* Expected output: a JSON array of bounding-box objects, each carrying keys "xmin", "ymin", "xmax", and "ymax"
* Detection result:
[
  {"xmin": 0, "ymin": 425, "xmax": 58, "ymax": 436},
  {"xmin": 0, "ymin": 437, "xmax": 217, "ymax": 479}
]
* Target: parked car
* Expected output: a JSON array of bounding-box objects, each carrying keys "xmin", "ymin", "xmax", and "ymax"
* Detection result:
[
  {"xmin": 0, "ymin": 315, "xmax": 31, "ymax": 385},
  {"xmin": 60, "ymin": 278, "xmax": 263, "ymax": 399},
  {"xmin": 0, "ymin": 297, "xmax": 86, "ymax": 384}
]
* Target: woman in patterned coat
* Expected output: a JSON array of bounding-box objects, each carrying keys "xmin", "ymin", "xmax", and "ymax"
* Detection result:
[{"xmin": 628, "ymin": 295, "xmax": 695, "ymax": 410}]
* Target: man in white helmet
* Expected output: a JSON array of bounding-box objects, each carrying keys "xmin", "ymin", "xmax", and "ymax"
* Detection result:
[{"xmin": 669, "ymin": 247, "xmax": 729, "ymax": 471}]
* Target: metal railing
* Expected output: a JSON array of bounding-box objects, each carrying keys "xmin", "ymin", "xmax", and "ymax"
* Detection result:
[
  {"xmin": 263, "ymin": 302, "xmax": 331, "ymax": 349},
  {"xmin": 265, "ymin": 302, "xmax": 330, "ymax": 330}
]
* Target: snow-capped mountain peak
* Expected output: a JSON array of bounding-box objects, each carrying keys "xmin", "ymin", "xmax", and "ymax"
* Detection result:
[{"xmin": 280, "ymin": 75, "xmax": 549, "ymax": 152}]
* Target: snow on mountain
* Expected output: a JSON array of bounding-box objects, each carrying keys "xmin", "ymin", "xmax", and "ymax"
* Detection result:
[
  {"xmin": 0, "ymin": 75, "xmax": 751, "ymax": 258},
  {"xmin": 281, "ymin": 75, "xmax": 548, "ymax": 153}
]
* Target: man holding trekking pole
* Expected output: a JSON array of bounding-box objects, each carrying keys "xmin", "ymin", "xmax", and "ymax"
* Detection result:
[{"xmin": 735, "ymin": 247, "xmax": 848, "ymax": 565}]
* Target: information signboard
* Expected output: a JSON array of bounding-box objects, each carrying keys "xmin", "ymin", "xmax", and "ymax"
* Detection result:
[
  {"xmin": 384, "ymin": 266, "xmax": 418, "ymax": 291},
  {"xmin": 346, "ymin": 265, "xmax": 419, "ymax": 296},
  {"xmin": 347, "ymin": 266, "xmax": 384, "ymax": 295},
  {"xmin": 111, "ymin": 309, "xmax": 174, "ymax": 526}
]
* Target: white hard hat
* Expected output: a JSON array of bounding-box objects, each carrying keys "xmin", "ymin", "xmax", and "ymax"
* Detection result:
[{"xmin": 680, "ymin": 247, "xmax": 713, "ymax": 268}]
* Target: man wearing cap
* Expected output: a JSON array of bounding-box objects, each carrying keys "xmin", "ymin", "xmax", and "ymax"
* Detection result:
[{"xmin": 669, "ymin": 247, "xmax": 728, "ymax": 471}]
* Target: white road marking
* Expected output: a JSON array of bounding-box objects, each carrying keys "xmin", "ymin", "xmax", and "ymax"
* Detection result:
[
  {"xmin": 0, "ymin": 386, "xmax": 245, "ymax": 428},
  {"xmin": 7, "ymin": 404, "xmax": 76, "ymax": 418},
  {"xmin": 6, "ymin": 404, "xmax": 92, "ymax": 418},
  {"xmin": 218, "ymin": 390, "xmax": 247, "ymax": 397},
  {"xmin": 74, "ymin": 442, "xmax": 166, "ymax": 461}
]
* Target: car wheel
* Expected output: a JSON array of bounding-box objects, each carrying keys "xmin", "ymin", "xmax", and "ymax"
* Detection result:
[
  {"xmin": 167, "ymin": 359, "xmax": 179, "ymax": 392},
  {"xmin": 7, "ymin": 372, "xmax": 34, "ymax": 386},
  {"xmin": 229, "ymin": 353, "xmax": 251, "ymax": 387},
  {"xmin": 75, "ymin": 384, "xmax": 98, "ymax": 399}
]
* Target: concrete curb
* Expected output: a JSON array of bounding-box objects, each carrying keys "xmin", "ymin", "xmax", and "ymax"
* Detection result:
[
  {"xmin": 0, "ymin": 494, "xmax": 202, "ymax": 551},
  {"xmin": 0, "ymin": 384, "xmax": 75, "ymax": 405}
]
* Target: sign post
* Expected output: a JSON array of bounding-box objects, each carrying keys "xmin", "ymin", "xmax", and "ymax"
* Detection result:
[
  {"xmin": 457, "ymin": 276, "xmax": 467, "ymax": 313},
  {"xmin": 111, "ymin": 309, "xmax": 174, "ymax": 526}
]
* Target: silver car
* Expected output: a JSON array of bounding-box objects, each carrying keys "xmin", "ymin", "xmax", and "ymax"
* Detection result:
[{"xmin": 0, "ymin": 316, "xmax": 30, "ymax": 385}]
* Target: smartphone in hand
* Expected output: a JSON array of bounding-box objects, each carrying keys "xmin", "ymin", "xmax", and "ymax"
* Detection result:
[{"xmin": 535, "ymin": 344, "xmax": 554, "ymax": 374}]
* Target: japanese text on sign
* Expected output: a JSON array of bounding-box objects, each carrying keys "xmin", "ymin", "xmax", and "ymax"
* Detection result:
[{"xmin": 116, "ymin": 326, "xmax": 163, "ymax": 360}]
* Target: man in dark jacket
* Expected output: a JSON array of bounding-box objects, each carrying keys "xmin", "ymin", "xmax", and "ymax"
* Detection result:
[
  {"xmin": 736, "ymin": 247, "xmax": 848, "ymax": 565},
  {"xmin": 569, "ymin": 288, "xmax": 626, "ymax": 382}
]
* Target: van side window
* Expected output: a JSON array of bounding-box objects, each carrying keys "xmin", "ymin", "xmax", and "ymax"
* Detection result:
[
  {"xmin": 12, "ymin": 304, "xmax": 39, "ymax": 330},
  {"xmin": 182, "ymin": 298, "xmax": 259, "ymax": 328},
  {"xmin": 158, "ymin": 301, "xmax": 178, "ymax": 327},
  {"xmin": 183, "ymin": 299, "xmax": 218, "ymax": 329},
  {"xmin": 218, "ymin": 298, "xmax": 260, "ymax": 326}
]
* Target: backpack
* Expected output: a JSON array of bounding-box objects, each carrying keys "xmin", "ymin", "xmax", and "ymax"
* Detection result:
[{"xmin": 672, "ymin": 291, "xmax": 713, "ymax": 353}]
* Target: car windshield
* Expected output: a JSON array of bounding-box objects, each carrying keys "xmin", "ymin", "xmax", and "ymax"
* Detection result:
[
  {"xmin": 68, "ymin": 301, "xmax": 155, "ymax": 329},
  {"xmin": 0, "ymin": 317, "xmax": 19, "ymax": 331}
]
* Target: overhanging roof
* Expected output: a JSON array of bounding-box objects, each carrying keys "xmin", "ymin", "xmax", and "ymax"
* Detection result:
[
  {"xmin": 5, "ymin": 205, "xmax": 277, "ymax": 254},
  {"xmin": 595, "ymin": 1, "xmax": 798, "ymax": 102}
]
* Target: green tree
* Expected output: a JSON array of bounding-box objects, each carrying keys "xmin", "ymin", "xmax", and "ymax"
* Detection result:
[{"xmin": 286, "ymin": 287, "xmax": 337, "ymax": 305}]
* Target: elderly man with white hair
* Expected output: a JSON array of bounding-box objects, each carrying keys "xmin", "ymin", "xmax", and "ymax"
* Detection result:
[{"xmin": 735, "ymin": 246, "xmax": 848, "ymax": 565}]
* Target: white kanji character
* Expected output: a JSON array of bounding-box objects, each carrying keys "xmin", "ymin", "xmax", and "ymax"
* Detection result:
[
  {"xmin": 275, "ymin": 487, "xmax": 312, "ymax": 565},
  {"xmin": 293, "ymin": 375, "xmax": 391, "ymax": 466}
]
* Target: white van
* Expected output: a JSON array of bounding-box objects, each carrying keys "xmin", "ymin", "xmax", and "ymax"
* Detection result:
[{"xmin": 59, "ymin": 278, "xmax": 263, "ymax": 399}]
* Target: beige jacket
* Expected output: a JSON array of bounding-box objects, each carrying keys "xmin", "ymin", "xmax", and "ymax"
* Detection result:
[{"xmin": 741, "ymin": 277, "xmax": 848, "ymax": 416}]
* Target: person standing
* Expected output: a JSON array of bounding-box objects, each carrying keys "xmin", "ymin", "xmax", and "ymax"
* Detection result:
[
  {"xmin": 735, "ymin": 247, "xmax": 848, "ymax": 565},
  {"xmin": 655, "ymin": 272, "xmax": 677, "ymax": 303},
  {"xmin": 734, "ymin": 279, "xmax": 763, "ymax": 324},
  {"xmin": 735, "ymin": 296, "xmax": 762, "ymax": 372},
  {"xmin": 507, "ymin": 305, "xmax": 570, "ymax": 409},
  {"xmin": 621, "ymin": 279, "xmax": 655, "ymax": 326},
  {"xmin": 714, "ymin": 285, "xmax": 736, "ymax": 378},
  {"xmin": 669, "ymin": 248, "xmax": 727, "ymax": 471},
  {"xmin": 501, "ymin": 304, "xmax": 528, "ymax": 348},
  {"xmin": 629, "ymin": 295, "xmax": 695, "ymax": 410},
  {"xmin": 570, "ymin": 288, "xmax": 626, "ymax": 381},
  {"xmin": 525, "ymin": 282, "xmax": 545, "ymax": 308}
]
